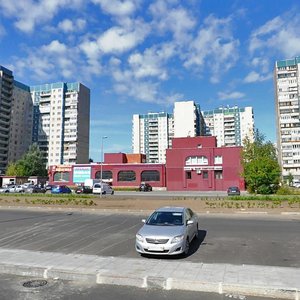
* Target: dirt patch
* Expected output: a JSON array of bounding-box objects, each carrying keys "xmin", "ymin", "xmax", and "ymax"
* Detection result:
[{"xmin": 0, "ymin": 194, "xmax": 300, "ymax": 214}]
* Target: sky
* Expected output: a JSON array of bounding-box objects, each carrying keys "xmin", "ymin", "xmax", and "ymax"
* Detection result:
[{"xmin": 1, "ymin": 0, "xmax": 300, "ymax": 162}]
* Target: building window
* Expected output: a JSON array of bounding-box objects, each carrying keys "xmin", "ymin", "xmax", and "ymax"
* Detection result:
[
  {"xmin": 185, "ymin": 156, "xmax": 208, "ymax": 165},
  {"xmin": 54, "ymin": 172, "xmax": 70, "ymax": 182},
  {"xmin": 141, "ymin": 170, "xmax": 160, "ymax": 181},
  {"xmin": 117, "ymin": 170, "xmax": 136, "ymax": 182},
  {"xmin": 214, "ymin": 170, "xmax": 223, "ymax": 179},
  {"xmin": 203, "ymin": 171, "xmax": 208, "ymax": 179},
  {"xmin": 95, "ymin": 170, "xmax": 113, "ymax": 180},
  {"xmin": 214, "ymin": 156, "xmax": 223, "ymax": 164},
  {"xmin": 186, "ymin": 171, "xmax": 192, "ymax": 179}
]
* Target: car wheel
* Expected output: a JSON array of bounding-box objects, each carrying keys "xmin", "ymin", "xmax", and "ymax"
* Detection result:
[{"xmin": 184, "ymin": 238, "xmax": 190, "ymax": 256}]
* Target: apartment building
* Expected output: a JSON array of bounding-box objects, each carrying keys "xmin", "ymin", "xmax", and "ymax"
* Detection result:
[
  {"xmin": 30, "ymin": 82, "xmax": 90, "ymax": 167},
  {"xmin": 274, "ymin": 57, "xmax": 300, "ymax": 180},
  {"xmin": 132, "ymin": 112, "xmax": 173, "ymax": 163},
  {"xmin": 202, "ymin": 106, "xmax": 254, "ymax": 147},
  {"xmin": 0, "ymin": 66, "xmax": 14, "ymax": 174},
  {"xmin": 173, "ymin": 100, "xmax": 205, "ymax": 138},
  {"xmin": 8, "ymin": 80, "xmax": 33, "ymax": 162}
]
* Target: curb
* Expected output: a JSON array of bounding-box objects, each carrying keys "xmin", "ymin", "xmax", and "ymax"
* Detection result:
[{"xmin": 0, "ymin": 261, "xmax": 299, "ymax": 299}]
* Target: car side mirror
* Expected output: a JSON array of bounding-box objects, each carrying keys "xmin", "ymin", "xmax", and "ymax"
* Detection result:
[
  {"xmin": 142, "ymin": 219, "xmax": 146, "ymax": 223},
  {"xmin": 187, "ymin": 220, "xmax": 194, "ymax": 226}
]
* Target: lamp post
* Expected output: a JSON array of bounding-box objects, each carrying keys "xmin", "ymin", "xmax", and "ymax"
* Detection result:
[{"xmin": 100, "ymin": 136, "xmax": 108, "ymax": 197}]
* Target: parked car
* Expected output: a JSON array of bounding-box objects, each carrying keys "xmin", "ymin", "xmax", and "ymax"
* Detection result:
[
  {"xmin": 25, "ymin": 185, "xmax": 46, "ymax": 193},
  {"xmin": 9, "ymin": 185, "xmax": 25, "ymax": 193},
  {"xmin": 139, "ymin": 183, "xmax": 152, "ymax": 192},
  {"xmin": 75, "ymin": 186, "xmax": 93, "ymax": 194},
  {"xmin": 227, "ymin": 186, "xmax": 241, "ymax": 196},
  {"xmin": 0, "ymin": 185, "xmax": 11, "ymax": 193},
  {"xmin": 135, "ymin": 206, "xmax": 199, "ymax": 256},
  {"xmin": 92, "ymin": 183, "xmax": 114, "ymax": 195},
  {"xmin": 51, "ymin": 185, "xmax": 72, "ymax": 194}
]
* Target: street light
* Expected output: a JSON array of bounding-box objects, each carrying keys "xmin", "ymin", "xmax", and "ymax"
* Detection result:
[{"xmin": 100, "ymin": 136, "xmax": 108, "ymax": 197}]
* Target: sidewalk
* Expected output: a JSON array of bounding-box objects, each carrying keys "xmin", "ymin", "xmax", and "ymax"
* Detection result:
[{"xmin": 0, "ymin": 248, "xmax": 299, "ymax": 299}]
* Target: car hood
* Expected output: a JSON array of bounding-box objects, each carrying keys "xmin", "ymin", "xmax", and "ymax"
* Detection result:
[{"xmin": 137, "ymin": 224, "xmax": 185, "ymax": 238}]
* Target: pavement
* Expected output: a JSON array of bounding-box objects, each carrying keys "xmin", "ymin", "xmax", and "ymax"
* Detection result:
[{"xmin": 0, "ymin": 247, "xmax": 299, "ymax": 299}]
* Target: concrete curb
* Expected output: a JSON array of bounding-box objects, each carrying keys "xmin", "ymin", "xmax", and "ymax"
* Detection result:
[{"xmin": 0, "ymin": 248, "xmax": 299, "ymax": 299}]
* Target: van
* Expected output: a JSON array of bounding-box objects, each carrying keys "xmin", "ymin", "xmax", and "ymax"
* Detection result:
[{"xmin": 92, "ymin": 182, "xmax": 114, "ymax": 195}]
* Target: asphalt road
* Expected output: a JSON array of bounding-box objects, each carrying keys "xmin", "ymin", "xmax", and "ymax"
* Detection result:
[
  {"xmin": 0, "ymin": 273, "xmax": 280, "ymax": 300},
  {"xmin": 0, "ymin": 209, "xmax": 299, "ymax": 267}
]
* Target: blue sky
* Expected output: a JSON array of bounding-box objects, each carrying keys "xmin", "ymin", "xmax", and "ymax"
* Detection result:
[{"xmin": 1, "ymin": 0, "xmax": 300, "ymax": 161}]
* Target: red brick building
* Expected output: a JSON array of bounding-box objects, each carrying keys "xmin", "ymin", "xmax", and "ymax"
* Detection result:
[
  {"xmin": 48, "ymin": 136, "xmax": 244, "ymax": 191},
  {"xmin": 166, "ymin": 136, "xmax": 244, "ymax": 191}
]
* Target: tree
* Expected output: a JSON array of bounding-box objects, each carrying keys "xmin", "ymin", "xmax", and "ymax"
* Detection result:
[
  {"xmin": 6, "ymin": 144, "xmax": 47, "ymax": 177},
  {"xmin": 242, "ymin": 130, "xmax": 281, "ymax": 194}
]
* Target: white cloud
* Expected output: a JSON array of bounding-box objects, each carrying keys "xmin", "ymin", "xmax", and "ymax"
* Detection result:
[
  {"xmin": 128, "ymin": 43, "xmax": 175, "ymax": 80},
  {"xmin": 244, "ymin": 71, "xmax": 272, "ymax": 83},
  {"xmin": 97, "ymin": 21, "xmax": 150, "ymax": 54},
  {"xmin": 218, "ymin": 91, "xmax": 245, "ymax": 100},
  {"xmin": 58, "ymin": 18, "xmax": 86, "ymax": 33},
  {"xmin": 91, "ymin": 0, "xmax": 138, "ymax": 17},
  {"xmin": 150, "ymin": 2, "xmax": 196, "ymax": 43},
  {"xmin": 11, "ymin": 39, "xmax": 83, "ymax": 82},
  {"xmin": 249, "ymin": 12, "xmax": 300, "ymax": 57},
  {"xmin": 183, "ymin": 15, "xmax": 239, "ymax": 83},
  {"xmin": 0, "ymin": 0, "xmax": 84, "ymax": 33}
]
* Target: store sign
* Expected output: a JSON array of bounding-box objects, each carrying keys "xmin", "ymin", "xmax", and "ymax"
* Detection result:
[
  {"xmin": 52, "ymin": 165, "xmax": 72, "ymax": 172},
  {"xmin": 73, "ymin": 167, "xmax": 91, "ymax": 183}
]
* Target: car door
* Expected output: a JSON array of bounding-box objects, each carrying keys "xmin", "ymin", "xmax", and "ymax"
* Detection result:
[
  {"xmin": 184, "ymin": 209, "xmax": 194, "ymax": 239},
  {"xmin": 187, "ymin": 208, "xmax": 197, "ymax": 239}
]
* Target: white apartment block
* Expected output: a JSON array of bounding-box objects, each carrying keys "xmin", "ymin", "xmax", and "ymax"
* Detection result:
[
  {"xmin": 8, "ymin": 81, "xmax": 33, "ymax": 162},
  {"xmin": 132, "ymin": 112, "xmax": 173, "ymax": 163},
  {"xmin": 275, "ymin": 57, "xmax": 300, "ymax": 180},
  {"xmin": 0, "ymin": 66, "xmax": 14, "ymax": 174},
  {"xmin": 202, "ymin": 106, "xmax": 254, "ymax": 147},
  {"xmin": 173, "ymin": 101, "xmax": 205, "ymax": 137},
  {"xmin": 30, "ymin": 82, "xmax": 90, "ymax": 167}
]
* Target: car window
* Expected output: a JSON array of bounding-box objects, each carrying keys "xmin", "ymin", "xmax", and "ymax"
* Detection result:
[{"xmin": 147, "ymin": 211, "xmax": 183, "ymax": 226}]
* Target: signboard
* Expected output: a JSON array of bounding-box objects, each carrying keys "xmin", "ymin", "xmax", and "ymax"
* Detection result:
[{"xmin": 73, "ymin": 167, "xmax": 91, "ymax": 183}]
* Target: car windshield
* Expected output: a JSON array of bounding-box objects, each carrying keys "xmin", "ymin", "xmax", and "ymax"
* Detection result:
[{"xmin": 146, "ymin": 211, "xmax": 183, "ymax": 226}]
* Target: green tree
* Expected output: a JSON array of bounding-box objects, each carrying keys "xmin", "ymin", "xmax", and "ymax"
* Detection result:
[
  {"xmin": 242, "ymin": 130, "xmax": 281, "ymax": 194},
  {"xmin": 6, "ymin": 144, "xmax": 47, "ymax": 176}
]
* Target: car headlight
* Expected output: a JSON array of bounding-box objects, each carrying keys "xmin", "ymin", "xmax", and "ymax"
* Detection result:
[
  {"xmin": 136, "ymin": 234, "xmax": 144, "ymax": 242},
  {"xmin": 171, "ymin": 235, "xmax": 184, "ymax": 243}
]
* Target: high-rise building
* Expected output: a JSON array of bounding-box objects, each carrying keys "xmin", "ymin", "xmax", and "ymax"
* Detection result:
[
  {"xmin": 8, "ymin": 80, "xmax": 33, "ymax": 162},
  {"xmin": 202, "ymin": 106, "xmax": 254, "ymax": 147},
  {"xmin": 173, "ymin": 100, "xmax": 205, "ymax": 138},
  {"xmin": 0, "ymin": 66, "xmax": 14, "ymax": 174},
  {"xmin": 274, "ymin": 57, "xmax": 300, "ymax": 180},
  {"xmin": 132, "ymin": 101, "xmax": 206, "ymax": 163},
  {"xmin": 30, "ymin": 82, "xmax": 90, "ymax": 167},
  {"xmin": 132, "ymin": 112, "xmax": 173, "ymax": 163}
]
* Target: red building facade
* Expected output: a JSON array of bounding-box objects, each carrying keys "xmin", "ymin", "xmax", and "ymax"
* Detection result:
[
  {"xmin": 48, "ymin": 137, "xmax": 244, "ymax": 191},
  {"xmin": 166, "ymin": 136, "xmax": 245, "ymax": 191}
]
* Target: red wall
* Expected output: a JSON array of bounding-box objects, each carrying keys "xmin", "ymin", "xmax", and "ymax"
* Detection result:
[{"xmin": 166, "ymin": 137, "xmax": 244, "ymax": 191}]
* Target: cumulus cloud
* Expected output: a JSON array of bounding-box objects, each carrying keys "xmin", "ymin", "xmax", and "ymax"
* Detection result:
[
  {"xmin": 11, "ymin": 39, "xmax": 83, "ymax": 82},
  {"xmin": 183, "ymin": 15, "xmax": 240, "ymax": 83},
  {"xmin": 149, "ymin": 1, "xmax": 196, "ymax": 43},
  {"xmin": 218, "ymin": 91, "xmax": 245, "ymax": 100},
  {"xmin": 249, "ymin": 12, "xmax": 300, "ymax": 57},
  {"xmin": 91, "ymin": 0, "xmax": 138, "ymax": 17},
  {"xmin": 244, "ymin": 71, "xmax": 272, "ymax": 83},
  {"xmin": 97, "ymin": 21, "xmax": 150, "ymax": 54},
  {"xmin": 57, "ymin": 18, "xmax": 86, "ymax": 33},
  {"xmin": 128, "ymin": 43, "xmax": 175, "ymax": 80},
  {"xmin": 0, "ymin": 0, "xmax": 84, "ymax": 33}
]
